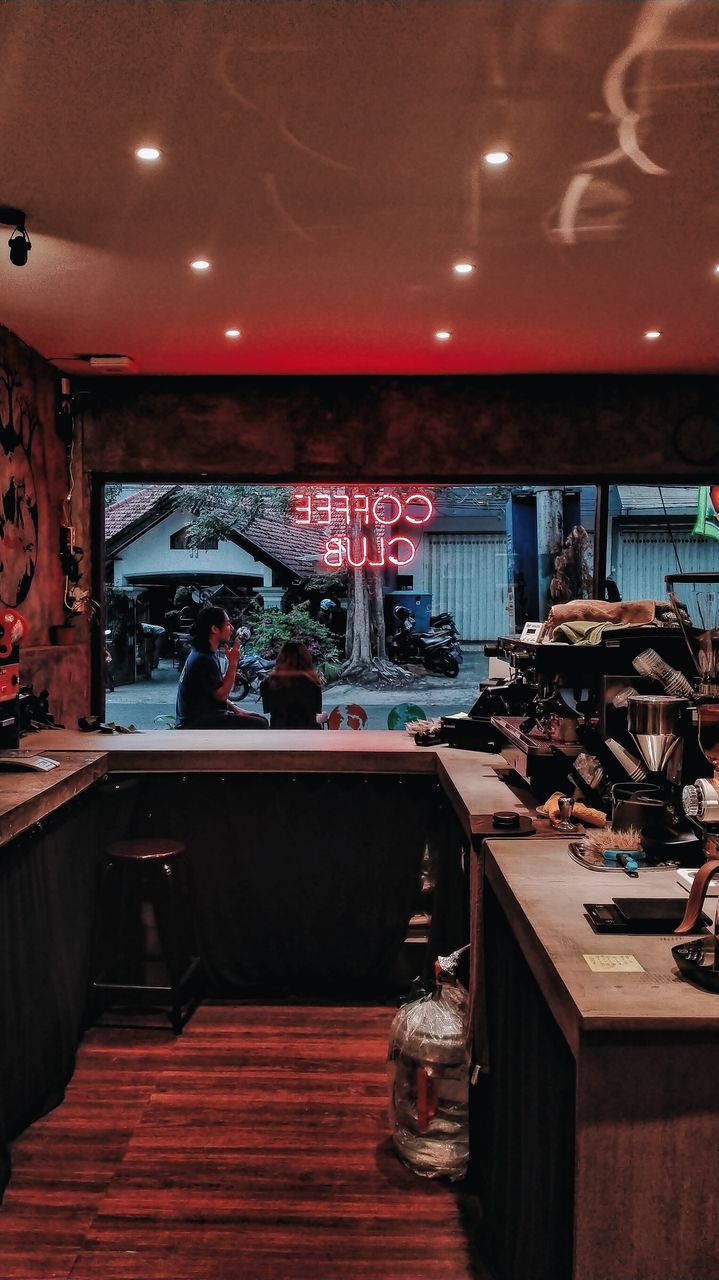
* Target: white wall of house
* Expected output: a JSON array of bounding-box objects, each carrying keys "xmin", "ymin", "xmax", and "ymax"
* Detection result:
[
  {"xmin": 112, "ymin": 510, "xmax": 274, "ymax": 587},
  {"xmin": 611, "ymin": 523, "xmax": 719, "ymax": 602},
  {"xmin": 410, "ymin": 515, "xmax": 510, "ymax": 641}
]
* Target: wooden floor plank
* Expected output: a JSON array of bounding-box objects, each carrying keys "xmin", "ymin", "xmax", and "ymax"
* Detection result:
[{"xmin": 2, "ymin": 1003, "xmax": 486, "ymax": 1280}]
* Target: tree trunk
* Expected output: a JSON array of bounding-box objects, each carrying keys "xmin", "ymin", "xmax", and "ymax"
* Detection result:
[
  {"xmin": 369, "ymin": 522, "xmax": 387, "ymax": 660},
  {"xmin": 536, "ymin": 488, "xmax": 563, "ymax": 618},
  {"xmin": 340, "ymin": 511, "xmax": 411, "ymax": 685}
]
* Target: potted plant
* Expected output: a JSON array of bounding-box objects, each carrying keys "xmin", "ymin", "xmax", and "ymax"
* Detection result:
[{"xmin": 50, "ymin": 587, "xmax": 100, "ymax": 645}]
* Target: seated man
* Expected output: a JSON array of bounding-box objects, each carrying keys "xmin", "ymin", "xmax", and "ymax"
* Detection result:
[{"xmin": 176, "ymin": 606, "xmax": 268, "ymax": 730}]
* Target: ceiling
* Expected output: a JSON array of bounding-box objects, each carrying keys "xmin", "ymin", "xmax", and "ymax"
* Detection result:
[{"xmin": 1, "ymin": 0, "xmax": 718, "ymax": 376}]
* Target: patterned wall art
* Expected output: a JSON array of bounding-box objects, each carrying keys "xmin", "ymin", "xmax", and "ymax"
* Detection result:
[{"xmin": 0, "ymin": 362, "xmax": 39, "ymax": 608}]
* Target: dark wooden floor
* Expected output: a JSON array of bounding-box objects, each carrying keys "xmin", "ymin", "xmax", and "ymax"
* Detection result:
[{"xmin": 1, "ymin": 1003, "xmax": 486, "ymax": 1280}]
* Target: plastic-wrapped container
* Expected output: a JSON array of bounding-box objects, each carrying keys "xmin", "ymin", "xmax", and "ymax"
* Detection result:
[{"xmin": 387, "ymin": 949, "xmax": 470, "ymax": 1180}]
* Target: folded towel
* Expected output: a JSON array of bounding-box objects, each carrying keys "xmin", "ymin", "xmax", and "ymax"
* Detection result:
[
  {"xmin": 547, "ymin": 599, "xmax": 657, "ymax": 637},
  {"xmin": 551, "ymin": 620, "xmax": 653, "ymax": 646}
]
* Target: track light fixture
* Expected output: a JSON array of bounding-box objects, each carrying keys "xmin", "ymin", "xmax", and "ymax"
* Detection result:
[
  {"xmin": 8, "ymin": 224, "xmax": 31, "ymax": 266},
  {"xmin": 0, "ymin": 205, "xmax": 31, "ymax": 266}
]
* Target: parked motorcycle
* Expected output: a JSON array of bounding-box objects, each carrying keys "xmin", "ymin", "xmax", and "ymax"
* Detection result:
[
  {"xmin": 388, "ymin": 606, "xmax": 463, "ymax": 677},
  {"xmin": 429, "ymin": 611, "xmax": 461, "ymax": 641},
  {"xmin": 231, "ymin": 651, "xmax": 275, "ymax": 701}
]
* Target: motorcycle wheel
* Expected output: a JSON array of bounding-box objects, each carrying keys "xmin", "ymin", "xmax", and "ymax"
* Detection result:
[
  {"xmin": 443, "ymin": 655, "xmax": 460, "ymax": 678},
  {"xmin": 233, "ymin": 677, "xmax": 251, "ymax": 701},
  {"xmin": 250, "ymin": 676, "xmax": 266, "ymax": 701}
]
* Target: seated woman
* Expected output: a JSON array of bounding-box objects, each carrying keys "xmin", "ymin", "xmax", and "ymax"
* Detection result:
[{"xmin": 261, "ymin": 641, "xmax": 323, "ymax": 730}]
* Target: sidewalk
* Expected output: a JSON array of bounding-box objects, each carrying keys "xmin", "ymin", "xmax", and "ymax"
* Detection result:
[{"xmin": 106, "ymin": 651, "xmax": 488, "ymax": 730}]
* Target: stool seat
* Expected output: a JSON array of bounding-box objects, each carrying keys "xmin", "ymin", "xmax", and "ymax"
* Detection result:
[{"xmin": 106, "ymin": 838, "xmax": 186, "ymax": 862}]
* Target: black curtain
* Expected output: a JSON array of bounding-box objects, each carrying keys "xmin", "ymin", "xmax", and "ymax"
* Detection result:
[
  {"xmin": 0, "ymin": 792, "xmax": 102, "ymax": 1198},
  {"xmin": 133, "ymin": 773, "xmax": 433, "ymax": 993}
]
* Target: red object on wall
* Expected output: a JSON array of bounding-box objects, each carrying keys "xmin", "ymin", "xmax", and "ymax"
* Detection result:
[
  {"xmin": 327, "ymin": 704, "xmax": 368, "ymax": 730},
  {"xmin": 0, "ymin": 664, "xmax": 20, "ymax": 702},
  {"xmin": 0, "ymin": 609, "xmax": 27, "ymax": 658}
]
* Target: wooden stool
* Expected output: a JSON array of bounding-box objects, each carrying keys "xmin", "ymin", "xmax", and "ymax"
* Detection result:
[{"xmin": 90, "ymin": 837, "xmax": 202, "ymax": 1034}]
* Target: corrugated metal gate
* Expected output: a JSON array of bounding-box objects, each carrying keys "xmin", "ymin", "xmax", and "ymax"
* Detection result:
[
  {"xmin": 424, "ymin": 533, "xmax": 509, "ymax": 642},
  {"xmin": 615, "ymin": 526, "xmax": 719, "ymax": 601}
]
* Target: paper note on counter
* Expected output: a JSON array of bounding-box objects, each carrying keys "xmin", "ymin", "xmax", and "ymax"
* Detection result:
[{"xmin": 583, "ymin": 954, "xmax": 645, "ymax": 973}]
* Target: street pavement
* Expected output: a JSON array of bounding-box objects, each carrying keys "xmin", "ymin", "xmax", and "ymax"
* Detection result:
[{"xmin": 106, "ymin": 650, "xmax": 489, "ymax": 731}]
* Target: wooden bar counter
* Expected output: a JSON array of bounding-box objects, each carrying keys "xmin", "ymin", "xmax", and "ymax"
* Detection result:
[
  {"xmin": 19, "ymin": 730, "xmax": 524, "ymax": 996},
  {"xmin": 28, "ymin": 727, "xmax": 521, "ymax": 838},
  {"xmin": 9, "ymin": 728, "xmax": 716, "ymax": 1280},
  {"xmin": 0, "ymin": 729, "xmax": 519, "ymax": 1199},
  {"xmin": 0, "ymin": 751, "xmax": 107, "ymax": 847},
  {"xmin": 476, "ymin": 837, "xmax": 719, "ymax": 1280}
]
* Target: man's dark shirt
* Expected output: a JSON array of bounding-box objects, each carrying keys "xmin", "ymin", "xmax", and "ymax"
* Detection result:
[{"xmin": 176, "ymin": 646, "xmax": 224, "ymax": 728}]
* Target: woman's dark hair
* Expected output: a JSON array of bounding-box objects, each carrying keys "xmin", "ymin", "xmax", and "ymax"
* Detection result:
[
  {"xmin": 190, "ymin": 606, "xmax": 228, "ymax": 646},
  {"xmin": 270, "ymin": 640, "xmax": 319, "ymax": 683}
]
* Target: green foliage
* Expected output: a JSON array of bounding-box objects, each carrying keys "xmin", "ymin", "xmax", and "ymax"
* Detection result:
[
  {"xmin": 246, "ymin": 602, "xmax": 339, "ymax": 667},
  {"xmin": 320, "ymin": 660, "xmax": 344, "ymax": 685},
  {"xmin": 303, "ymin": 569, "xmax": 347, "ymax": 597},
  {"xmin": 173, "ymin": 484, "xmax": 291, "ymax": 548},
  {"xmin": 105, "ymin": 586, "xmax": 133, "ymax": 646},
  {"xmin": 173, "ymin": 586, "xmax": 193, "ymax": 609},
  {"xmin": 479, "ymin": 484, "xmax": 512, "ymax": 503},
  {"xmin": 104, "ymin": 483, "xmax": 123, "ymax": 507}
]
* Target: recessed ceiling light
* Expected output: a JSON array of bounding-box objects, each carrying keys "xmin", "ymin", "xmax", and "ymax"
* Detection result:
[
  {"xmin": 190, "ymin": 259, "xmax": 211, "ymax": 271},
  {"xmin": 225, "ymin": 328, "xmax": 242, "ymax": 338},
  {"xmin": 713, "ymin": 264, "xmax": 719, "ymax": 275},
  {"xmin": 453, "ymin": 262, "xmax": 475, "ymax": 276},
  {"xmin": 435, "ymin": 330, "xmax": 452, "ymax": 342},
  {"xmin": 483, "ymin": 150, "xmax": 511, "ymax": 166},
  {"xmin": 135, "ymin": 146, "xmax": 162, "ymax": 162},
  {"xmin": 644, "ymin": 329, "xmax": 662, "ymax": 340}
]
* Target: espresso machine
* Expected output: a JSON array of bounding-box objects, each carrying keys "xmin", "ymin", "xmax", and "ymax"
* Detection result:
[
  {"xmin": 483, "ymin": 623, "xmax": 700, "ymax": 796},
  {"xmin": 482, "ymin": 619, "xmax": 715, "ymax": 835}
]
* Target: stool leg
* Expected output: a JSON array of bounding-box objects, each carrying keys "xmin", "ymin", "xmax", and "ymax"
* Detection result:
[
  {"xmin": 150, "ymin": 860, "xmax": 194, "ymax": 1034},
  {"xmin": 86, "ymin": 858, "xmax": 120, "ymax": 1028}
]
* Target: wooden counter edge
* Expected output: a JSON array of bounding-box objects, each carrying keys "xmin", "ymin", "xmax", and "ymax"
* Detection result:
[
  {"xmin": 484, "ymin": 841, "xmax": 584, "ymax": 1058},
  {"xmin": 28, "ymin": 729, "xmax": 439, "ymax": 773},
  {"xmin": 0, "ymin": 753, "xmax": 109, "ymax": 849},
  {"xmin": 483, "ymin": 841, "xmax": 719, "ymax": 1051},
  {"xmin": 27, "ymin": 731, "xmax": 528, "ymax": 847}
]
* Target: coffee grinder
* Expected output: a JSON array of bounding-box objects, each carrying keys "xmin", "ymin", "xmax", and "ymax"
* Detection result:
[
  {"xmin": 624, "ymin": 693, "xmax": 707, "ymax": 864},
  {"xmin": 671, "ymin": 779, "xmax": 719, "ymax": 989}
]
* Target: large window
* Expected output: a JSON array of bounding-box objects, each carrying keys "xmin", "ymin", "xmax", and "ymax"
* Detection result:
[
  {"xmin": 103, "ymin": 481, "xmax": 603, "ymax": 729},
  {"xmin": 606, "ymin": 484, "xmax": 718, "ymax": 605}
]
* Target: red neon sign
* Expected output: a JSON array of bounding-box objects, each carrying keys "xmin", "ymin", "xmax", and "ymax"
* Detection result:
[{"xmin": 292, "ymin": 489, "xmax": 434, "ymax": 569}]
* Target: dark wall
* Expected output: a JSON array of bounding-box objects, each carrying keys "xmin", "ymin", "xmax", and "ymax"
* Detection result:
[
  {"xmin": 81, "ymin": 373, "xmax": 718, "ymax": 481},
  {"xmin": 0, "ymin": 325, "xmax": 91, "ymax": 725}
]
